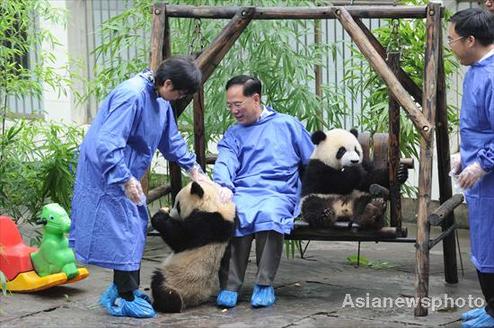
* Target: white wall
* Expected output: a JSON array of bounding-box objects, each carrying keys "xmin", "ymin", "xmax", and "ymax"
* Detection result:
[{"xmin": 39, "ymin": 0, "xmax": 89, "ymax": 125}]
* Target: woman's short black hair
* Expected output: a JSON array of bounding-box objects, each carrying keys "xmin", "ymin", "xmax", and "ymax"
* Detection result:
[
  {"xmin": 154, "ymin": 56, "xmax": 202, "ymax": 95},
  {"xmin": 225, "ymin": 75, "xmax": 262, "ymax": 97},
  {"xmin": 450, "ymin": 8, "xmax": 494, "ymax": 46}
]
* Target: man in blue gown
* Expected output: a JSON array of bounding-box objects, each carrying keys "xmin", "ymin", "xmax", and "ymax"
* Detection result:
[
  {"xmin": 69, "ymin": 56, "xmax": 207, "ymax": 318},
  {"xmin": 213, "ymin": 75, "xmax": 314, "ymax": 308},
  {"xmin": 447, "ymin": 9, "xmax": 494, "ymax": 327}
]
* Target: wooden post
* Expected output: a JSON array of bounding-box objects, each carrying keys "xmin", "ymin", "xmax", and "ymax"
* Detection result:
[
  {"xmin": 143, "ymin": 4, "xmax": 168, "ymax": 196},
  {"xmin": 435, "ymin": 26, "xmax": 458, "ymax": 285},
  {"xmin": 387, "ymin": 52, "xmax": 401, "ymax": 229},
  {"xmin": 354, "ymin": 18, "xmax": 423, "ymax": 104},
  {"xmin": 172, "ymin": 8, "xmax": 255, "ymax": 117},
  {"xmin": 415, "ymin": 3, "xmax": 441, "ymax": 317},
  {"xmin": 193, "ymin": 86, "xmax": 206, "ymax": 171},
  {"xmin": 334, "ymin": 7, "xmax": 432, "ymax": 141}
]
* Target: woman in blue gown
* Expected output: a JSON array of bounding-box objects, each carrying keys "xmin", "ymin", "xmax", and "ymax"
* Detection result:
[{"xmin": 70, "ymin": 56, "xmax": 206, "ymax": 318}]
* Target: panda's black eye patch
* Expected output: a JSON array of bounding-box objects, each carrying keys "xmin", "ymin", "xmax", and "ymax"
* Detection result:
[
  {"xmin": 336, "ymin": 147, "xmax": 346, "ymax": 159},
  {"xmin": 355, "ymin": 146, "xmax": 360, "ymax": 157},
  {"xmin": 176, "ymin": 201, "xmax": 181, "ymax": 215}
]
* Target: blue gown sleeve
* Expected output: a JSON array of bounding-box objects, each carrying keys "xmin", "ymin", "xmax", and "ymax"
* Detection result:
[
  {"xmin": 292, "ymin": 119, "xmax": 315, "ymax": 165},
  {"xmin": 213, "ymin": 130, "xmax": 239, "ymax": 191},
  {"xmin": 157, "ymin": 100, "xmax": 197, "ymax": 171},
  {"xmin": 95, "ymin": 89, "xmax": 139, "ymax": 185},
  {"xmin": 477, "ymin": 77, "xmax": 494, "ymax": 172}
]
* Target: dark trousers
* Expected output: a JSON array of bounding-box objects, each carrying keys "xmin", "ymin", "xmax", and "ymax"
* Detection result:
[
  {"xmin": 114, "ymin": 269, "xmax": 140, "ymax": 299},
  {"xmin": 478, "ymin": 270, "xmax": 494, "ymax": 317},
  {"xmin": 219, "ymin": 230, "xmax": 284, "ymax": 292}
]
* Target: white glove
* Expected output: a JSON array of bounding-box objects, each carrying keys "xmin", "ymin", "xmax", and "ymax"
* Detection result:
[
  {"xmin": 188, "ymin": 164, "xmax": 213, "ymax": 184},
  {"xmin": 123, "ymin": 176, "xmax": 146, "ymax": 206},
  {"xmin": 449, "ymin": 153, "xmax": 461, "ymax": 176},
  {"xmin": 457, "ymin": 162, "xmax": 487, "ymax": 190},
  {"xmin": 218, "ymin": 186, "xmax": 233, "ymax": 204}
]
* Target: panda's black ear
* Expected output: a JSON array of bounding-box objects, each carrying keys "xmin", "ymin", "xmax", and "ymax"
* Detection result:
[
  {"xmin": 350, "ymin": 128, "xmax": 359, "ymax": 139},
  {"xmin": 190, "ymin": 181, "xmax": 204, "ymax": 198},
  {"xmin": 311, "ymin": 130, "xmax": 327, "ymax": 145}
]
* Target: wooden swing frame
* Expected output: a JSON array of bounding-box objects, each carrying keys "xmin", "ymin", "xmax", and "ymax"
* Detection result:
[{"xmin": 147, "ymin": 3, "xmax": 463, "ymax": 316}]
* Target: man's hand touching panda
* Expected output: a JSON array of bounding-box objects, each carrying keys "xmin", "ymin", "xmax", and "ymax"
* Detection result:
[{"xmin": 217, "ymin": 186, "xmax": 233, "ymax": 204}]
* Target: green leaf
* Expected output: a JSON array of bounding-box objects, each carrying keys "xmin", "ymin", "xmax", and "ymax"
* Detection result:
[{"xmin": 346, "ymin": 255, "xmax": 369, "ymax": 266}]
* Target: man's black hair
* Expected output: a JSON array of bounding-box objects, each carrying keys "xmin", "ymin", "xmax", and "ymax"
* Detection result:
[
  {"xmin": 450, "ymin": 8, "xmax": 494, "ymax": 46},
  {"xmin": 225, "ymin": 75, "xmax": 262, "ymax": 97},
  {"xmin": 154, "ymin": 56, "xmax": 202, "ymax": 95}
]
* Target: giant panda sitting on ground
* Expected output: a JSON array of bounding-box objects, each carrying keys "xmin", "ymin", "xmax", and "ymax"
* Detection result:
[
  {"xmin": 301, "ymin": 128, "xmax": 408, "ymax": 230},
  {"xmin": 150, "ymin": 181, "xmax": 236, "ymax": 313}
]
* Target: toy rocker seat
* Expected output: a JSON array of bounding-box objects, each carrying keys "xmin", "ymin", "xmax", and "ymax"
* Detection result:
[{"xmin": 0, "ymin": 216, "xmax": 88, "ymax": 292}]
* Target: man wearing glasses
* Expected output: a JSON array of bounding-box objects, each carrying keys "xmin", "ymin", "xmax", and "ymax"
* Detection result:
[
  {"xmin": 213, "ymin": 75, "xmax": 314, "ymax": 309},
  {"xmin": 447, "ymin": 8, "xmax": 494, "ymax": 328}
]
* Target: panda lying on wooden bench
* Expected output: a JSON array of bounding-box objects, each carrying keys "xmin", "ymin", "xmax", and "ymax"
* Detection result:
[{"xmin": 300, "ymin": 128, "xmax": 408, "ymax": 230}]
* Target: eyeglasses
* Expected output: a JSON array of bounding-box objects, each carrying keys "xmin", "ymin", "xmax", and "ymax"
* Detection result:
[
  {"xmin": 226, "ymin": 98, "xmax": 250, "ymax": 111},
  {"xmin": 447, "ymin": 36, "xmax": 465, "ymax": 46}
]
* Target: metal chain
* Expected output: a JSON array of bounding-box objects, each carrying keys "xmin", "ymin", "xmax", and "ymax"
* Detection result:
[
  {"xmin": 386, "ymin": 18, "xmax": 401, "ymax": 59},
  {"xmin": 189, "ymin": 17, "xmax": 205, "ymax": 55}
]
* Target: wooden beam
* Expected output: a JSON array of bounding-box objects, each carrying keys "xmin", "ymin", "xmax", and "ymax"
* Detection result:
[
  {"xmin": 173, "ymin": 7, "xmax": 255, "ymax": 117},
  {"xmin": 193, "ymin": 86, "xmax": 206, "ymax": 171},
  {"xmin": 147, "ymin": 184, "xmax": 172, "ymax": 204},
  {"xmin": 387, "ymin": 52, "xmax": 402, "ymax": 229},
  {"xmin": 354, "ymin": 18, "xmax": 423, "ymax": 104},
  {"xmin": 334, "ymin": 7, "xmax": 432, "ymax": 141},
  {"xmin": 435, "ymin": 27, "xmax": 458, "ymax": 285},
  {"xmin": 414, "ymin": 2, "xmax": 441, "ymax": 317},
  {"xmin": 428, "ymin": 194, "xmax": 464, "ymax": 226},
  {"xmin": 159, "ymin": 4, "xmax": 429, "ymax": 19}
]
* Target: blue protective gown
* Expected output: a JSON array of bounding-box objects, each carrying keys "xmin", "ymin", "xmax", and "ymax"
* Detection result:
[
  {"xmin": 69, "ymin": 70, "xmax": 196, "ymax": 271},
  {"xmin": 213, "ymin": 107, "xmax": 314, "ymax": 237},
  {"xmin": 460, "ymin": 54, "xmax": 494, "ymax": 273}
]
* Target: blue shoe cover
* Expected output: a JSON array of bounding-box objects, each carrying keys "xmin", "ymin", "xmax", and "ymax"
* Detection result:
[
  {"xmin": 462, "ymin": 307, "xmax": 486, "ymax": 321},
  {"xmin": 134, "ymin": 289, "xmax": 152, "ymax": 304},
  {"xmin": 99, "ymin": 284, "xmax": 118, "ymax": 310},
  {"xmin": 462, "ymin": 311, "xmax": 494, "ymax": 328},
  {"xmin": 216, "ymin": 290, "xmax": 238, "ymax": 308},
  {"xmin": 250, "ymin": 285, "xmax": 275, "ymax": 308},
  {"xmin": 106, "ymin": 297, "xmax": 156, "ymax": 318}
]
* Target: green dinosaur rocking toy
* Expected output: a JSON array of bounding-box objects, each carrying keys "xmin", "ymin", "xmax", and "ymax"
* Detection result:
[{"xmin": 31, "ymin": 203, "xmax": 79, "ymax": 280}]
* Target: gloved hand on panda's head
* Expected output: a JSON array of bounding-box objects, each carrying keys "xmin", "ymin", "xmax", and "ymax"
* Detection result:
[{"xmin": 188, "ymin": 163, "xmax": 213, "ymax": 184}]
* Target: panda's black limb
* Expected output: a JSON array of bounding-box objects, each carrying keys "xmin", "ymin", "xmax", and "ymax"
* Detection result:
[
  {"xmin": 301, "ymin": 195, "xmax": 337, "ymax": 228},
  {"xmin": 352, "ymin": 197, "xmax": 387, "ymax": 230},
  {"xmin": 151, "ymin": 269, "xmax": 183, "ymax": 313},
  {"xmin": 302, "ymin": 160, "xmax": 364, "ymax": 196},
  {"xmin": 151, "ymin": 210, "xmax": 234, "ymax": 253}
]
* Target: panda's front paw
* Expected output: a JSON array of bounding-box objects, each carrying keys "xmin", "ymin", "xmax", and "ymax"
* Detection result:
[
  {"xmin": 397, "ymin": 163, "xmax": 409, "ymax": 184},
  {"xmin": 151, "ymin": 208, "xmax": 171, "ymax": 231}
]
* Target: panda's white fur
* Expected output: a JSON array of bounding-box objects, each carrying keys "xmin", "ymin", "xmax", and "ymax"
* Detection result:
[
  {"xmin": 301, "ymin": 128, "xmax": 389, "ymax": 229},
  {"xmin": 310, "ymin": 128, "xmax": 363, "ymax": 170},
  {"xmin": 151, "ymin": 181, "xmax": 236, "ymax": 312}
]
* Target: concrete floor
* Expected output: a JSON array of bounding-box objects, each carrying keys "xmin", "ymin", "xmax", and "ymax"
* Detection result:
[{"xmin": 0, "ymin": 224, "xmax": 481, "ymax": 327}]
